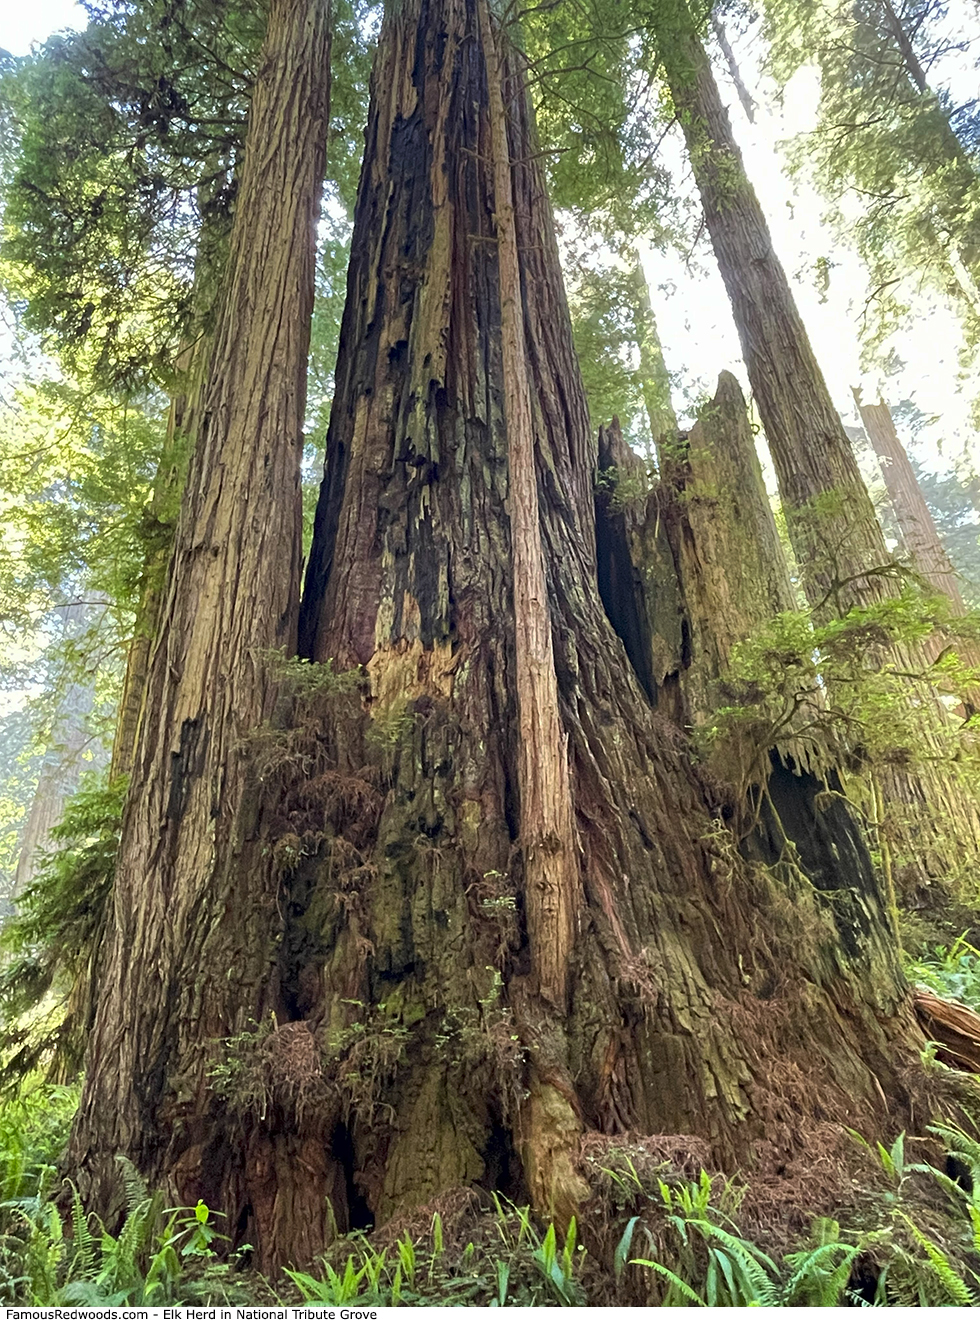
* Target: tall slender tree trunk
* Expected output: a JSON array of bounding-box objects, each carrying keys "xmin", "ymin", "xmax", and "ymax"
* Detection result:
[
  {"xmin": 853, "ymin": 391, "xmax": 965, "ymax": 607},
  {"xmin": 295, "ymin": 0, "xmax": 919, "ymax": 1262},
  {"xmin": 111, "ymin": 172, "xmax": 232, "ymax": 782},
  {"xmin": 655, "ymin": 0, "xmax": 889, "ymax": 611},
  {"xmin": 628, "ymin": 253, "xmax": 679, "ymax": 453},
  {"xmin": 478, "ymin": 0, "xmax": 576, "ymax": 1015},
  {"xmin": 710, "ymin": 15, "xmax": 756, "ymax": 124},
  {"xmin": 853, "ymin": 392, "xmax": 980, "ymax": 719},
  {"xmin": 110, "ymin": 344, "xmax": 208, "ymax": 782},
  {"xmin": 69, "ymin": 0, "xmax": 331, "ymax": 1268}
]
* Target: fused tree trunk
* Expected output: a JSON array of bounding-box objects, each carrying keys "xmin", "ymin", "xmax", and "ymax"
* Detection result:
[
  {"xmin": 293, "ymin": 0, "xmax": 919, "ymax": 1267},
  {"xmin": 853, "ymin": 391, "xmax": 965, "ymax": 608},
  {"xmin": 111, "ymin": 175, "xmax": 232, "ymax": 782},
  {"xmin": 603, "ymin": 374, "xmax": 797, "ymax": 722},
  {"xmin": 596, "ymin": 371, "xmax": 898, "ymax": 958},
  {"xmin": 478, "ymin": 0, "xmax": 577, "ymax": 1013},
  {"xmin": 69, "ymin": 0, "xmax": 331, "ymax": 1267}
]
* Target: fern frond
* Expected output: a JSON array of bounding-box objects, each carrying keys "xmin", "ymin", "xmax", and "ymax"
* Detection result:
[
  {"xmin": 631, "ymin": 1257, "xmax": 706, "ymax": 1306},
  {"xmin": 900, "ymin": 1212, "xmax": 978, "ymax": 1306},
  {"xmin": 67, "ymin": 1181, "xmax": 96, "ymax": 1280},
  {"xmin": 784, "ymin": 1241, "xmax": 860, "ymax": 1305},
  {"xmin": 692, "ymin": 1219, "xmax": 779, "ymax": 1304},
  {"xmin": 114, "ymin": 1155, "xmax": 148, "ymax": 1213}
]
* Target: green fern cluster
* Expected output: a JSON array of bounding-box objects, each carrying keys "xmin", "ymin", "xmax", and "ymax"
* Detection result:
[
  {"xmin": 286, "ymin": 1198, "xmax": 585, "ymax": 1307},
  {"xmin": 605, "ymin": 1132, "xmax": 980, "ymax": 1307},
  {"xmin": 0, "ymin": 774, "xmax": 126, "ymax": 1084},
  {"xmin": 616, "ymin": 1169, "xmax": 857, "ymax": 1306},
  {"xmin": 906, "ymin": 936, "xmax": 980, "ymax": 1012},
  {"xmin": 3, "ymin": 1155, "xmax": 245, "ymax": 1306}
]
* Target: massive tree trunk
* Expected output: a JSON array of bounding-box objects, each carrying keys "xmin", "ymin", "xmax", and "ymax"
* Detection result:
[
  {"xmin": 598, "ymin": 374, "xmax": 797, "ymax": 728},
  {"xmin": 69, "ymin": 0, "xmax": 331, "ymax": 1266},
  {"xmin": 293, "ymin": 0, "xmax": 919, "ymax": 1267},
  {"xmin": 596, "ymin": 374, "xmax": 896, "ymax": 942}
]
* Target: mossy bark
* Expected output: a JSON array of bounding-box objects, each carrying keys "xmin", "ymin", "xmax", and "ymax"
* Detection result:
[
  {"xmin": 595, "ymin": 377, "xmax": 894, "ymax": 957},
  {"xmin": 292, "ymin": 0, "xmax": 919, "ymax": 1265},
  {"xmin": 70, "ymin": 0, "xmax": 926, "ymax": 1273}
]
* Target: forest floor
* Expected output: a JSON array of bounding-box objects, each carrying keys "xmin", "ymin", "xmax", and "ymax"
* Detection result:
[{"xmin": 5, "ymin": 934, "xmax": 980, "ymax": 1310}]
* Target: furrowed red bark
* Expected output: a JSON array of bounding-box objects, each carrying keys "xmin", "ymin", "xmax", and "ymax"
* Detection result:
[
  {"xmin": 69, "ymin": 0, "xmax": 331, "ymax": 1267},
  {"xmin": 110, "ymin": 342, "xmax": 208, "ymax": 782},
  {"xmin": 477, "ymin": 0, "xmax": 577, "ymax": 1014}
]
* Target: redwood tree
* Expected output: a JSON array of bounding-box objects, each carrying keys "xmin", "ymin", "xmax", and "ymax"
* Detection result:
[
  {"xmin": 648, "ymin": 0, "xmax": 891, "ymax": 610},
  {"xmin": 70, "ymin": 0, "xmax": 923, "ymax": 1273},
  {"xmin": 68, "ymin": 0, "xmax": 332, "ymax": 1266},
  {"xmin": 854, "ymin": 391, "xmax": 966, "ymax": 608},
  {"xmin": 645, "ymin": 0, "xmax": 980, "ymax": 888},
  {"xmin": 293, "ymin": 0, "xmax": 918, "ymax": 1262}
]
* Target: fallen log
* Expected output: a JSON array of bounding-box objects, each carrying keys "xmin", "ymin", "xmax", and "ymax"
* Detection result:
[{"xmin": 914, "ymin": 987, "xmax": 980, "ymax": 1073}]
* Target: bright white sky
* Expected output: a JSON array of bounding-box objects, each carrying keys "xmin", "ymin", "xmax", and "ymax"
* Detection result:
[
  {"xmin": 0, "ymin": 0, "xmax": 84, "ymax": 56},
  {"xmin": 0, "ymin": 0, "xmax": 978, "ymax": 490}
]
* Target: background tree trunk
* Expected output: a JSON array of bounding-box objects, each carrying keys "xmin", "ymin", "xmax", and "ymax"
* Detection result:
[
  {"xmin": 853, "ymin": 391, "xmax": 965, "ymax": 608},
  {"xmin": 628, "ymin": 254, "xmax": 679, "ymax": 453},
  {"xmin": 295, "ymin": 0, "xmax": 919, "ymax": 1263},
  {"xmin": 655, "ymin": 1, "xmax": 890, "ymax": 611},
  {"xmin": 655, "ymin": 0, "xmax": 980, "ymax": 892},
  {"xmin": 69, "ymin": 0, "xmax": 331, "ymax": 1268},
  {"xmin": 14, "ymin": 604, "xmax": 102, "ymax": 891}
]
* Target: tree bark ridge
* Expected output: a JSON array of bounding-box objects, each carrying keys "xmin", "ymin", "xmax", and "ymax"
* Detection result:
[{"xmin": 69, "ymin": 0, "xmax": 331, "ymax": 1266}]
